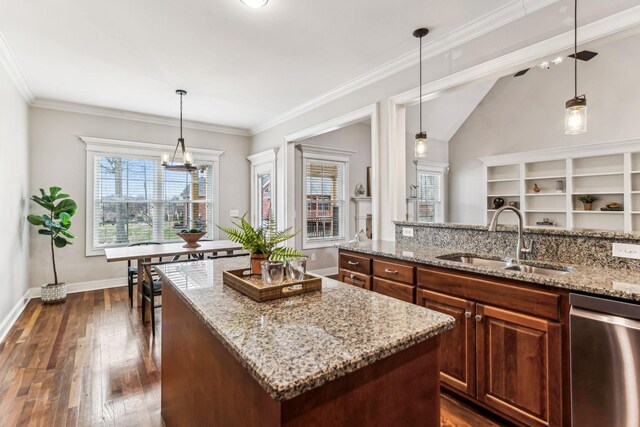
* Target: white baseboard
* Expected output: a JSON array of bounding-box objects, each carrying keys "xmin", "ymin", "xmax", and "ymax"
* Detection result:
[
  {"xmin": 310, "ymin": 267, "xmax": 339, "ymax": 277},
  {"xmin": 0, "ymin": 289, "xmax": 31, "ymax": 344},
  {"xmin": 0, "ymin": 277, "xmax": 127, "ymax": 345},
  {"xmin": 29, "ymin": 277, "xmax": 127, "ymax": 298}
]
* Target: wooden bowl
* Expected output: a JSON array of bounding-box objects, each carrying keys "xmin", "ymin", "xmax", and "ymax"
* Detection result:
[{"xmin": 177, "ymin": 232, "xmax": 206, "ymax": 248}]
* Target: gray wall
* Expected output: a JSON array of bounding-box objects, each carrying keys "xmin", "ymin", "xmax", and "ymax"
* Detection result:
[
  {"xmin": 0, "ymin": 59, "xmax": 30, "ymax": 330},
  {"xmin": 448, "ymin": 32, "xmax": 640, "ymax": 224},
  {"xmin": 294, "ymin": 122, "xmax": 371, "ymax": 272},
  {"xmin": 28, "ymin": 107, "xmax": 251, "ymax": 287}
]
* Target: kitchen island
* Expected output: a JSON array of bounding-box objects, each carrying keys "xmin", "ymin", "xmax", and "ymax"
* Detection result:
[{"xmin": 156, "ymin": 256, "xmax": 455, "ymax": 427}]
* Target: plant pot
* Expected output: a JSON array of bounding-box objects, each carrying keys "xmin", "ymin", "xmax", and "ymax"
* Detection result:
[
  {"xmin": 583, "ymin": 203, "xmax": 593, "ymax": 211},
  {"xmin": 41, "ymin": 282, "xmax": 67, "ymax": 304},
  {"xmin": 251, "ymin": 253, "xmax": 269, "ymax": 275},
  {"xmin": 177, "ymin": 232, "xmax": 206, "ymax": 248}
]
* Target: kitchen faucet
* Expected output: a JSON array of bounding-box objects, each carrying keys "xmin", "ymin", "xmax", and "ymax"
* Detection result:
[{"xmin": 488, "ymin": 206, "xmax": 532, "ymax": 262}]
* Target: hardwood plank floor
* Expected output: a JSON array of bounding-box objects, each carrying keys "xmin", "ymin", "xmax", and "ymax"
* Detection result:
[
  {"xmin": 0, "ymin": 287, "xmax": 504, "ymax": 426},
  {"xmin": 0, "ymin": 287, "xmax": 161, "ymax": 426}
]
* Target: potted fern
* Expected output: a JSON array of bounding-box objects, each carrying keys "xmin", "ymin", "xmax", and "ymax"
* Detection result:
[
  {"xmin": 578, "ymin": 195, "xmax": 598, "ymax": 211},
  {"xmin": 27, "ymin": 187, "xmax": 77, "ymax": 303},
  {"xmin": 218, "ymin": 214, "xmax": 305, "ymax": 274}
]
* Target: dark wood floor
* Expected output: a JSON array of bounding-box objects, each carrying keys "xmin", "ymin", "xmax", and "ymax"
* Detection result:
[{"xmin": 0, "ymin": 287, "xmax": 504, "ymax": 426}]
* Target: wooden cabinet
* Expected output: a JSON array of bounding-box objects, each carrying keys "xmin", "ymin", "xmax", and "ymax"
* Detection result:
[
  {"xmin": 416, "ymin": 289, "xmax": 476, "ymax": 396},
  {"xmin": 372, "ymin": 277, "xmax": 415, "ymax": 303},
  {"xmin": 338, "ymin": 269, "xmax": 372, "ymax": 290},
  {"xmin": 476, "ymin": 304, "xmax": 561, "ymax": 427},
  {"xmin": 339, "ymin": 250, "xmax": 567, "ymax": 427}
]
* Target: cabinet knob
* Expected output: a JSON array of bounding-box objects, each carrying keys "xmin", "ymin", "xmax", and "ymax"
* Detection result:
[
  {"xmin": 348, "ymin": 260, "xmax": 359, "ymax": 266},
  {"xmin": 464, "ymin": 311, "xmax": 472, "ymax": 318},
  {"xmin": 475, "ymin": 315, "xmax": 482, "ymax": 322}
]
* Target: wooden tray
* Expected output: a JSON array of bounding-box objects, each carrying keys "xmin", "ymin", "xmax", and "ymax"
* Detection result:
[{"xmin": 222, "ymin": 269, "xmax": 322, "ymax": 302}]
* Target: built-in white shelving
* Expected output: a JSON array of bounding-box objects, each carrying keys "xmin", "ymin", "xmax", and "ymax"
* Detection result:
[{"xmin": 481, "ymin": 141, "xmax": 640, "ymax": 233}]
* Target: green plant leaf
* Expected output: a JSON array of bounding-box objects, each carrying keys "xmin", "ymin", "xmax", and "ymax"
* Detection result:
[
  {"xmin": 52, "ymin": 193, "xmax": 70, "ymax": 201},
  {"xmin": 38, "ymin": 229, "xmax": 54, "ymax": 235},
  {"xmin": 49, "ymin": 186, "xmax": 62, "ymax": 197},
  {"xmin": 54, "ymin": 199, "xmax": 78, "ymax": 217},
  {"xmin": 60, "ymin": 230, "xmax": 76, "ymax": 239},
  {"xmin": 54, "ymin": 236, "xmax": 69, "ymax": 248},
  {"xmin": 270, "ymin": 246, "xmax": 306, "ymax": 261},
  {"xmin": 27, "ymin": 215, "xmax": 44, "ymax": 226},
  {"xmin": 31, "ymin": 196, "xmax": 55, "ymax": 211},
  {"xmin": 58, "ymin": 212, "xmax": 71, "ymax": 227}
]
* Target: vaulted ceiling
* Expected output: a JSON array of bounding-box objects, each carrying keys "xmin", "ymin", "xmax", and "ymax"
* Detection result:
[{"xmin": 0, "ymin": 0, "xmax": 637, "ymax": 133}]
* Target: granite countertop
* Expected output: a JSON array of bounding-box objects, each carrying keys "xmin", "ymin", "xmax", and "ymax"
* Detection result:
[
  {"xmin": 156, "ymin": 257, "xmax": 455, "ymax": 401},
  {"xmin": 337, "ymin": 240, "xmax": 640, "ymax": 302}
]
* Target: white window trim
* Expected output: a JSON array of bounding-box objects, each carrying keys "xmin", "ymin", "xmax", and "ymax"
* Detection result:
[
  {"xmin": 247, "ymin": 149, "xmax": 277, "ymax": 228},
  {"xmin": 414, "ymin": 160, "xmax": 449, "ymax": 223},
  {"xmin": 81, "ymin": 136, "xmax": 223, "ymax": 257},
  {"xmin": 298, "ymin": 144, "xmax": 354, "ymax": 249}
]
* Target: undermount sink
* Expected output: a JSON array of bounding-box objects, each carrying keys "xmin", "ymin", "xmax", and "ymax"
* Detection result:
[
  {"xmin": 436, "ymin": 254, "xmax": 513, "ymax": 269},
  {"xmin": 504, "ymin": 264, "xmax": 573, "ymax": 276},
  {"xmin": 437, "ymin": 254, "xmax": 573, "ymax": 276}
]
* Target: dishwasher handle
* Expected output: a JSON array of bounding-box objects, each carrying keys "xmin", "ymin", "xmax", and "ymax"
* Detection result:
[{"xmin": 570, "ymin": 293, "xmax": 640, "ymax": 321}]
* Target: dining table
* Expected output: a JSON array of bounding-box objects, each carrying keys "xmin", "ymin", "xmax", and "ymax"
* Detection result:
[{"xmin": 104, "ymin": 239, "xmax": 245, "ymax": 307}]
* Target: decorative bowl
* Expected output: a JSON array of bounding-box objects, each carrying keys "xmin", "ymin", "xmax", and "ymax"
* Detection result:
[{"xmin": 177, "ymin": 232, "xmax": 206, "ymax": 248}]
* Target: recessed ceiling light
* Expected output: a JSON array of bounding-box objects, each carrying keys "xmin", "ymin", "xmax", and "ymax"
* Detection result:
[{"xmin": 240, "ymin": 0, "xmax": 268, "ymax": 8}]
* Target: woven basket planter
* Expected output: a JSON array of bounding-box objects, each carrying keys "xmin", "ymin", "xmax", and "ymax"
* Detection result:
[{"xmin": 41, "ymin": 282, "xmax": 67, "ymax": 304}]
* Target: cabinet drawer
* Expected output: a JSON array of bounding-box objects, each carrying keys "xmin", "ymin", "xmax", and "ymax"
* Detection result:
[
  {"xmin": 339, "ymin": 269, "xmax": 372, "ymax": 291},
  {"xmin": 417, "ymin": 268, "xmax": 560, "ymax": 320},
  {"xmin": 372, "ymin": 277, "xmax": 415, "ymax": 303},
  {"xmin": 373, "ymin": 259, "xmax": 415, "ymax": 284},
  {"xmin": 339, "ymin": 253, "xmax": 372, "ymax": 275}
]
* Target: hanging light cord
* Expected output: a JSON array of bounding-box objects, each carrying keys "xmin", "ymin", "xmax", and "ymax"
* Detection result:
[
  {"xmin": 419, "ymin": 34, "xmax": 423, "ymax": 133},
  {"xmin": 170, "ymin": 92, "xmax": 184, "ymax": 164},
  {"xmin": 574, "ymin": 0, "xmax": 578, "ymax": 99}
]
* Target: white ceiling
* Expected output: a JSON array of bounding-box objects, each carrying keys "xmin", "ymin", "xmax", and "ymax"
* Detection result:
[
  {"xmin": 0, "ymin": 0, "xmax": 636, "ymax": 133},
  {"xmin": 0, "ymin": 0, "xmax": 537, "ymax": 130}
]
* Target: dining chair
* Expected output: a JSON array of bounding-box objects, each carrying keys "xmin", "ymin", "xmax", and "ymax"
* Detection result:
[
  {"xmin": 127, "ymin": 242, "xmax": 161, "ymax": 307},
  {"xmin": 141, "ymin": 253, "xmax": 249, "ymax": 336}
]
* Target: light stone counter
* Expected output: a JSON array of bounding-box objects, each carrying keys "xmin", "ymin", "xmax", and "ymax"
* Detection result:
[
  {"xmin": 337, "ymin": 240, "xmax": 640, "ymax": 302},
  {"xmin": 156, "ymin": 256, "xmax": 455, "ymax": 401}
]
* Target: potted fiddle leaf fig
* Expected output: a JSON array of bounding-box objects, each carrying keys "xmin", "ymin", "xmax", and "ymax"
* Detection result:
[
  {"xmin": 218, "ymin": 213, "xmax": 305, "ymax": 274},
  {"xmin": 27, "ymin": 187, "xmax": 77, "ymax": 303}
]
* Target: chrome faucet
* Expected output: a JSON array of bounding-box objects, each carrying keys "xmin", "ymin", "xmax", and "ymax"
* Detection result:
[{"xmin": 488, "ymin": 206, "xmax": 532, "ymax": 262}]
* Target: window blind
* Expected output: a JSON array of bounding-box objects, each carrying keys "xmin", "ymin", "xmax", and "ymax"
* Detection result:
[
  {"xmin": 417, "ymin": 171, "xmax": 442, "ymax": 223},
  {"xmin": 92, "ymin": 154, "xmax": 214, "ymax": 249},
  {"xmin": 304, "ymin": 159, "xmax": 345, "ymax": 241}
]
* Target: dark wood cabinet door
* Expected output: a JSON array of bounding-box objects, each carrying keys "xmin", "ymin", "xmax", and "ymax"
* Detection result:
[
  {"xmin": 416, "ymin": 289, "xmax": 476, "ymax": 397},
  {"xmin": 338, "ymin": 269, "xmax": 372, "ymax": 290},
  {"xmin": 372, "ymin": 277, "xmax": 415, "ymax": 303},
  {"xmin": 476, "ymin": 304, "xmax": 562, "ymax": 427}
]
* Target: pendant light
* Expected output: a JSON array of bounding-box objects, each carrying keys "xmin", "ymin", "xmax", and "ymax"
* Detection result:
[
  {"xmin": 413, "ymin": 28, "xmax": 429, "ymax": 157},
  {"xmin": 565, "ymin": 0, "xmax": 587, "ymax": 134},
  {"xmin": 162, "ymin": 90, "xmax": 197, "ymax": 172}
]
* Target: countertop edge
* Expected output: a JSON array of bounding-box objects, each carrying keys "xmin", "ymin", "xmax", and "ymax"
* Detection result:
[{"xmin": 337, "ymin": 243, "xmax": 640, "ymax": 302}]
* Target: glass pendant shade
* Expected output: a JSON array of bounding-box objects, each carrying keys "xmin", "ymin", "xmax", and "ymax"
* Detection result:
[
  {"xmin": 183, "ymin": 151, "xmax": 194, "ymax": 165},
  {"xmin": 415, "ymin": 132, "xmax": 427, "ymax": 157},
  {"xmin": 565, "ymin": 97, "xmax": 587, "ymax": 135},
  {"xmin": 240, "ymin": 0, "xmax": 268, "ymax": 7},
  {"xmin": 161, "ymin": 152, "xmax": 170, "ymax": 165}
]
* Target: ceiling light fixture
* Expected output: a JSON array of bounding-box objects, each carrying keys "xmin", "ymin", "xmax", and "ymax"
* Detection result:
[
  {"xmin": 413, "ymin": 27, "xmax": 429, "ymax": 158},
  {"xmin": 565, "ymin": 0, "xmax": 587, "ymax": 135},
  {"xmin": 240, "ymin": 0, "xmax": 268, "ymax": 8},
  {"xmin": 162, "ymin": 90, "xmax": 197, "ymax": 172}
]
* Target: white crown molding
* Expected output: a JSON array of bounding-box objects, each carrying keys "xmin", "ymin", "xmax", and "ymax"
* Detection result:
[
  {"xmin": 0, "ymin": 31, "xmax": 34, "ymax": 103},
  {"xmin": 249, "ymin": 0, "xmax": 559, "ymax": 135},
  {"xmin": 80, "ymin": 136, "xmax": 225, "ymax": 161},
  {"xmin": 247, "ymin": 148, "xmax": 278, "ymax": 165},
  {"xmin": 296, "ymin": 143, "xmax": 356, "ymax": 159},
  {"xmin": 478, "ymin": 138, "xmax": 640, "ymax": 166},
  {"xmin": 33, "ymin": 99, "xmax": 250, "ymax": 136}
]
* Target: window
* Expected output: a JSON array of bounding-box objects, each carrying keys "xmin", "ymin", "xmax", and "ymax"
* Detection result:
[
  {"xmin": 83, "ymin": 137, "xmax": 222, "ymax": 255},
  {"xmin": 299, "ymin": 144, "xmax": 352, "ymax": 248},
  {"xmin": 247, "ymin": 149, "xmax": 277, "ymax": 228},
  {"xmin": 415, "ymin": 161, "xmax": 448, "ymax": 223}
]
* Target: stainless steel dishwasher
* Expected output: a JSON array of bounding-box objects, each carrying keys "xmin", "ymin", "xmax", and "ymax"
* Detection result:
[{"xmin": 570, "ymin": 293, "xmax": 640, "ymax": 427}]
